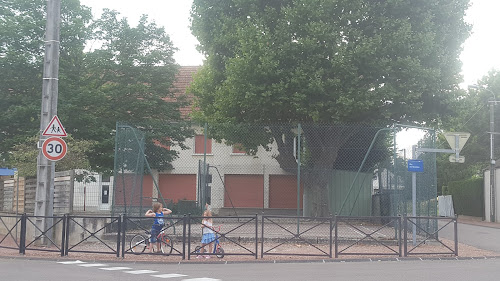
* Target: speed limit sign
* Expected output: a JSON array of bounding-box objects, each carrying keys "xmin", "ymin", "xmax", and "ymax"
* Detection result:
[{"xmin": 42, "ymin": 137, "xmax": 67, "ymax": 161}]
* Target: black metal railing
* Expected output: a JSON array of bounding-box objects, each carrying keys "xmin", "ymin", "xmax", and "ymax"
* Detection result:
[
  {"xmin": 335, "ymin": 216, "xmax": 402, "ymax": 258},
  {"xmin": 188, "ymin": 215, "xmax": 258, "ymax": 260},
  {"xmin": 0, "ymin": 214, "xmax": 458, "ymax": 259},
  {"xmin": 404, "ymin": 216, "xmax": 458, "ymax": 256},
  {"xmin": 23, "ymin": 215, "xmax": 65, "ymax": 256},
  {"xmin": 261, "ymin": 216, "xmax": 332, "ymax": 258},
  {"xmin": 65, "ymin": 215, "xmax": 121, "ymax": 257},
  {"xmin": 0, "ymin": 214, "xmax": 22, "ymax": 252},
  {"xmin": 121, "ymin": 215, "xmax": 186, "ymax": 258}
]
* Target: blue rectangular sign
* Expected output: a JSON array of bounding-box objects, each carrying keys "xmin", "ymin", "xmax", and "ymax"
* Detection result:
[{"xmin": 408, "ymin": 159, "xmax": 424, "ymax": 172}]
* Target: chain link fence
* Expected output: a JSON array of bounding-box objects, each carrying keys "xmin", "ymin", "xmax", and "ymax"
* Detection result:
[{"xmin": 112, "ymin": 122, "xmax": 438, "ymax": 233}]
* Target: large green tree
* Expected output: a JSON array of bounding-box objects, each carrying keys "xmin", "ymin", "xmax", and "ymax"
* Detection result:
[
  {"xmin": 190, "ymin": 0, "xmax": 471, "ymax": 216},
  {"xmin": 0, "ymin": 0, "xmax": 92, "ymax": 164},
  {"xmin": 1, "ymin": 0, "xmax": 192, "ymax": 173}
]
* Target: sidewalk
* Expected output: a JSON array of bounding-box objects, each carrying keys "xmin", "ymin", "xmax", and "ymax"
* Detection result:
[{"xmin": 457, "ymin": 215, "xmax": 500, "ymax": 229}]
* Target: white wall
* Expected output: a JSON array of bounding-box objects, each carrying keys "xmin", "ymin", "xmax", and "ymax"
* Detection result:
[
  {"xmin": 483, "ymin": 168, "xmax": 500, "ymax": 222},
  {"xmin": 167, "ymin": 128, "xmax": 294, "ymax": 212}
]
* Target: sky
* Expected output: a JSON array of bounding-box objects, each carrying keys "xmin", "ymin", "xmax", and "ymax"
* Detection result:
[{"xmin": 80, "ymin": 0, "xmax": 500, "ymax": 88}]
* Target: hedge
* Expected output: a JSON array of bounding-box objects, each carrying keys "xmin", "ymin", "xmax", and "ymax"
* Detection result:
[{"xmin": 446, "ymin": 178, "xmax": 484, "ymax": 217}]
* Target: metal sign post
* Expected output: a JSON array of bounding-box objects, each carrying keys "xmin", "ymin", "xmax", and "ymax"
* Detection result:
[{"xmin": 409, "ymin": 133, "xmax": 469, "ymax": 246}]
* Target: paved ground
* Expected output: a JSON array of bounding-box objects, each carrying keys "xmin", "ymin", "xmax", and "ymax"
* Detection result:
[{"xmin": 1, "ymin": 256, "xmax": 500, "ymax": 281}]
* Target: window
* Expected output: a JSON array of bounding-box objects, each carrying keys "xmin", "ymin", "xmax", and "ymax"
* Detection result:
[
  {"xmin": 232, "ymin": 143, "xmax": 246, "ymax": 154},
  {"xmin": 194, "ymin": 135, "xmax": 212, "ymax": 154}
]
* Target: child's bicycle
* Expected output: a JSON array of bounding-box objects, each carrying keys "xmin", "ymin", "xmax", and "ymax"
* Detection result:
[
  {"xmin": 194, "ymin": 225, "xmax": 224, "ymax": 258},
  {"xmin": 130, "ymin": 227, "xmax": 173, "ymax": 255}
]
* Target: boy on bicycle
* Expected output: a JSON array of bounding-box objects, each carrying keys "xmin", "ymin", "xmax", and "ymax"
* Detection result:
[{"xmin": 145, "ymin": 202, "xmax": 172, "ymax": 252}]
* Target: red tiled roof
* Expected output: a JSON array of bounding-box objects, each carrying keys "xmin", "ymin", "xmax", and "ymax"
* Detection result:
[{"xmin": 166, "ymin": 66, "xmax": 202, "ymax": 118}]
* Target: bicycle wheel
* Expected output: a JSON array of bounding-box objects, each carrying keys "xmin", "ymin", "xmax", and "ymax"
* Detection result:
[
  {"xmin": 160, "ymin": 235, "xmax": 173, "ymax": 255},
  {"xmin": 130, "ymin": 234, "xmax": 148, "ymax": 255},
  {"xmin": 216, "ymin": 246, "xmax": 224, "ymax": 258}
]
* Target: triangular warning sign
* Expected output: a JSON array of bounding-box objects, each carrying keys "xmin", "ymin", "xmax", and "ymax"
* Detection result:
[
  {"xmin": 443, "ymin": 132, "xmax": 470, "ymax": 150},
  {"xmin": 42, "ymin": 115, "xmax": 67, "ymax": 137}
]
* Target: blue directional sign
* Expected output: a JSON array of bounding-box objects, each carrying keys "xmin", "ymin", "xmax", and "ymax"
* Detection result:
[{"xmin": 408, "ymin": 159, "xmax": 424, "ymax": 172}]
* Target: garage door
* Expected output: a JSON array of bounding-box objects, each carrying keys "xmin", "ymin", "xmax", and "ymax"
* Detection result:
[
  {"xmin": 224, "ymin": 174, "xmax": 264, "ymax": 208},
  {"xmin": 159, "ymin": 174, "xmax": 196, "ymax": 203},
  {"xmin": 269, "ymin": 175, "xmax": 303, "ymax": 209},
  {"xmin": 114, "ymin": 174, "xmax": 153, "ymax": 207}
]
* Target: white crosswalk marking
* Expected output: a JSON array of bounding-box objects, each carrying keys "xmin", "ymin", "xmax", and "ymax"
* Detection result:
[
  {"xmin": 79, "ymin": 263, "xmax": 107, "ymax": 267},
  {"xmin": 56, "ymin": 261, "xmax": 221, "ymax": 281},
  {"xmin": 100, "ymin": 267, "xmax": 132, "ymax": 271},
  {"xmin": 124, "ymin": 270, "xmax": 159, "ymax": 274},
  {"xmin": 181, "ymin": 278, "xmax": 221, "ymax": 281},
  {"xmin": 152, "ymin": 273, "xmax": 188, "ymax": 278},
  {"xmin": 57, "ymin": 260, "xmax": 86, "ymax": 265}
]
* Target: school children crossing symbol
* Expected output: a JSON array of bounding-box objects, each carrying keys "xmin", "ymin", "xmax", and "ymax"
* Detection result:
[
  {"xmin": 42, "ymin": 115, "xmax": 67, "ymax": 137},
  {"xmin": 41, "ymin": 115, "xmax": 68, "ymax": 161}
]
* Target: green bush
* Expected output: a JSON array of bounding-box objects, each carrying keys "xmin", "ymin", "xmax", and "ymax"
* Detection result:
[{"xmin": 447, "ymin": 178, "xmax": 483, "ymax": 217}]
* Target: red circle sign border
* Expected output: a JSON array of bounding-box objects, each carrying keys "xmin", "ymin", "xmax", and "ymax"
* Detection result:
[{"xmin": 42, "ymin": 137, "xmax": 67, "ymax": 161}]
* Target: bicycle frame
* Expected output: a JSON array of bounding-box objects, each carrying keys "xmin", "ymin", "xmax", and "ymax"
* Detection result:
[{"xmin": 200, "ymin": 225, "xmax": 223, "ymax": 255}]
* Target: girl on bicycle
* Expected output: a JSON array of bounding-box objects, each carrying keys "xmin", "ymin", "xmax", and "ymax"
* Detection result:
[
  {"xmin": 198, "ymin": 209, "xmax": 215, "ymax": 258},
  {"xmin": 145, "ymin": 202, "xmax": 172, "ymax": 252}
]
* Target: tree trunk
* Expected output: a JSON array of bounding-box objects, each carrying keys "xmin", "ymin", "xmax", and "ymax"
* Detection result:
[{"xmin": 272, "ymin": 125, "xmax": 360, "ymax": 217}]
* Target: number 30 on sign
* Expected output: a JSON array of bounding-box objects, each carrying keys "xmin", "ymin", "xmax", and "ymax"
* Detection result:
[{"xmin": 42, "ymin": 137, "xmax": 67, "ymax": 161}]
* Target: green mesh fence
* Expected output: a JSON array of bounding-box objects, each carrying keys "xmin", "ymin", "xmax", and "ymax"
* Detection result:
[
  {"xmin": 111, "ymin": 122, "xmax": 438, "ymax": 230},
  {"xmin": 112, "ymin": 123, "xmax": 171, "ymax": 217}
]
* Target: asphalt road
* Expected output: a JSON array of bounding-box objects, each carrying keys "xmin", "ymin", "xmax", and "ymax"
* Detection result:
[
  {"xmin": 1, "ymin": 257, "xmax": 499, "ymax": 281},
  {"xmin": 439, "ymin": 221, "xmax": 500, "ymax": 253}
]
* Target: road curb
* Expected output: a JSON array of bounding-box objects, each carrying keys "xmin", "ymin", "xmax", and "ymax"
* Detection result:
[{"xmin": 1, "ymin": 254, "xmax": 498, "ymax": 265}]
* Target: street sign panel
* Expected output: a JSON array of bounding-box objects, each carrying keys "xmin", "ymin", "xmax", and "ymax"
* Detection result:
[
  {"xmin": 408, "ymin": 159, "xmax": 424, "ymax": 172},
  {"xmin": 449, "ymin": 155, "xmax": 465, "ymax": 163},
  {"xmin": 42, "ymin": 115, "xmax": 67, "ymax": 137},
  {"xmin": 42, "ymin": 137, "xmax": 67, "ymax": 161}
]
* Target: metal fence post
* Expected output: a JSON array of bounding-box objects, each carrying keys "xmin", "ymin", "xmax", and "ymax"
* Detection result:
[
  {"xmin": 334, "ymin": 215, "xmax": 338, "ymax": 258},
  {"xmin": 19, "ymin": 214, "xmax": 26, "ymax": 255},
  {"xmin": 261, "ymin": 215, "xmax": 265, "ymax": 258},
  {"xmin": 60, "ymin": 214, "xmax": 66, "ymax": 257},
  {"xmin": 121, "ymin": 214, "xmax": 127, "ymax": 258},
  {"xmin": 398, "ymin": 216, "xmax": 402, "ymax": 257},
  {"xmin": 187, "ymin": 214, "xmax": 191, "ymax": 260},
  {"xmin": 255, "ymin": 214, "xmax": 258, "ymax": 259},
  {"xmin": 329, "ymin": 216, "xmax": 333, "ymax": 258},
  {"xmin": 65, "ymin": 214, "xmax": 70, "ymax": 256},
  {"xmin": 116, "ymin": 215, "xmax": 122, "ymax": 258},
  {"xmin": 182, "ymin": 215, "xmax": 187, "ymax": 260},
  {"xmin": 454, "ymin": 216, "xmax": 458, "ymax": 256},
  {"xmin": 403, "ymin": 216, "xmax": 408, "ymax": 257}
]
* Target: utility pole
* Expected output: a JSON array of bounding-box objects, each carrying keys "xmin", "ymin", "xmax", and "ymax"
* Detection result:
[
  {"xmin": 489, "ymin": 100, "xmax": 496, "ymax": 222},
  {"xmin": 469, "ymin": 84, "xmax": 498, "ymax": 222},
  {"xmin": 35, "ymin": 0, "xmax": 61, "ymax": 243}
]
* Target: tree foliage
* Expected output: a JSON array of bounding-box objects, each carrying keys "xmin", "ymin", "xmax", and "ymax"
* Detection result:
[
  {"xmin": 190, "ymin": 0, "xmax": 471, "ymax": 215},
  {"xmin": 10, "ymin": 134, "xmax": 95, "ymax": 177},
  {"xmin": 437, "ymin": 70, "xmax": 500, "ymax": 192},
  {"xmin": 191, "ymin": 0, "xmax": 470, "ymax": 125},
  {"xmin": 1, "ymin": 0, "xmax": 192, "ymax": 173}
]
